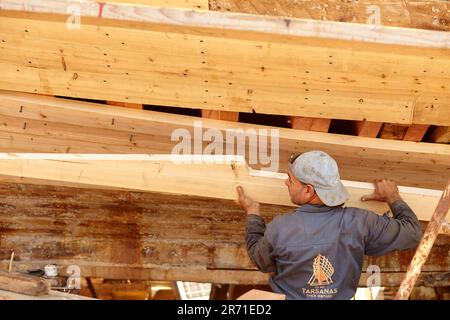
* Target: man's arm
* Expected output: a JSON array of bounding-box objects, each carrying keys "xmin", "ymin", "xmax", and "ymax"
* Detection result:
[
  {"xmin": 237, "ymin": 186, "xmax": 276, "ymax": 273},
  {"xmin": 361, "ymin": 179, "xmax": 423, "ymax": 256}
]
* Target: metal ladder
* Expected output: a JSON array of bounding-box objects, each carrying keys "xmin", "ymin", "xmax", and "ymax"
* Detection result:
[{"xmin": 395, "ymin": 181, "xmax": 450, "ymax": 300}]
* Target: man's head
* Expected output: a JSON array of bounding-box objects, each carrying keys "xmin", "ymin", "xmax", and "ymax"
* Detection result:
[{"xmin": 285, "ymin": 151, "xmax": 350, "ymax": 206}]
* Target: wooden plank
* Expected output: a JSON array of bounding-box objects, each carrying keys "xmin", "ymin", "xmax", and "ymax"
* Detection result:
[
  {"xmin": 2, "ymin": 0, "xmax": 448, "ymax": 47},
  {"xmin": 0, "ymin": 3, "xmax": 449, "ymax": 124},
  {"xmin": 0, "ymin": 182, "xmax": 447, "ymax": 285},
  {"xmin": 290, "ymin": 117, "xmax": 331, "ymax": 133},
  {"xmin": 107, "ymin": 101, "xmax": 143, "ymax": 109},
  {"xmin": 429, "ymin": 126, "xmax": 450, "ymax": 143},
  {"xmin": 210, "ymin": 0, "xmax": 450, "ymax": 31},
  {"xmin": 110, "ymin": 0, "xmax": 208, "ymax": 10},
  {"xmin": 0, "ymin": 270, "xmax": 50, "ymax": 296},
  {"xmin": 0, "ymin": 289, "xmax": 94, "ymax": 300},
  {"xmin": 0, "ymin": 91, "xmax": 449, "ymax": 190},
  {"xmin": 355, "ymin": 120, "xmax": 383, "ymax": 138},
  {"xmin": 201, "ymin": 109, "xmax": 239, "ymax": 122},
  {"xmin": 2, "ymin": 264, "xmax": 448, "ymax": 288},
  {"xmin": 0, "ymin": 153, "xmax": 446, "ymax": 222}
]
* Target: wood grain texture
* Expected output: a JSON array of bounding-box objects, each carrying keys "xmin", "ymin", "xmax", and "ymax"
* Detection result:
[
  {"xmin": 107, "ymin": 101, "xmax": 143, "ymax": 109},
  {"xmin": 0, "ymin": 270, "xmax": 50, "ymax": 296},
  {"xmin": 201, "ymin": 109, "xmax": 239, "ymax": 121},
  {"xmin": 429, "ymin": 126, "xmax": 450, "ymax": 143},
  {"xmin": 0, "ymin": 153, "xmax": 446, "ymax": 222},
  {"xmin": 110, "ymin": 0, "xmax": 208, "ymax": 9},
  {"xmin": 403, "ymin": 124, "xmax": 429, "ymax": 142},
  {"xmin": 0, "ymin": 91, "xmax": 449, "ymax": 190},
  {"xmin": 0, "ymin": 2, "xmax": 448, "ymax": 124},
  {"xmin": 355, "ymin": 121, "xmax": 383, "ymax": 138},
  {"xmin": 0, "ymin": 289, "xmax": 94, "ymax": 300},
  {"xmin": 290, "ymin": 117, "xmax": 331, "ymax": 132},
  {"xmin": 210, "ymin": 0, "xmax": 450, "ymax": 31},
  {"xmin": 0, "ymin": 182, "xmax": 448, "ymax": 284}
]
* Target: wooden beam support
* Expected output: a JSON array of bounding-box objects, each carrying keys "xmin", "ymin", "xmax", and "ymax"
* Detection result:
[
  {"xmin": 379, "ymin": 124, "xmax": 429, "ymax": 142},
  {"xmin": 354, "ymin": 121, "xmax": 383, "ymax": 138},
  {"xmin": 107, "ymin": 101, "xmax": 143, "ymax": 109},
  {"xmin": 403, "ymin": 124, "xmax": 430, "ymax": 142},
  {"xmin": 378, "ymin": 123, "xmax": 409, "ymax": 140},
  {"xmin": 0, "ymin": 153, "xmax": 446, "ymax": 222},
  {"xmin": 290, "ymin": 117, "xmax": 331, "ymax": 133},
  {"xmin": 0, "ymin": 91, "xmax": 449, "ymax": 190},
  {"xmin": 429, "ymin": 126, "xmax": 450, "ymax": 144},
  {"xmin": 201, "ymin": 109, "xmax": 239, "ymax": 122},
  {"xmin": 0, "ymin": 2, "xmax": 449, "ymax": 124}
]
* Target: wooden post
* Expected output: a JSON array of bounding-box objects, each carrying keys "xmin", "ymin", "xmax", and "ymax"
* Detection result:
[{"xmin": 395, "ymin": 181, "xmax": 450, "ymax": 300}]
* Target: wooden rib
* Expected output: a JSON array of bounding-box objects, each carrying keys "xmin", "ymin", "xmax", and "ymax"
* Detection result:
[
  {"xmin": 201, "ymin": 109, "xmax": 239, "ymax": 122},
  {"xmin": 355, "ymin": 120, "xmax": 383, "ymax": 138},
  {"xmin": 378, "ymin": 123, "xmax": 410, "ymax": 140},
  {"xmin": 290, "ymin": 117, "xmax": 331, "ymax": 133},
  {"xmin": 429, "ymin": 126, "xmax": 450, "ymax": 144},
  {"xmin": 380, "ymin": 124, "xmax": 431, "ymax": 142},
  {"xmin": 0, "ymin": 91, "xmax": 449, "ymax": 190},
  {"xmin": 403, "ymin": 124, "xmax": 430, "ymax": 142},
  {"xmin": 107, "ymin": 101, "xmax": 143, "ymax": 109},
  {"xmin": 0, "ymin": 2, "xmax": 449, "ymax": 124}
]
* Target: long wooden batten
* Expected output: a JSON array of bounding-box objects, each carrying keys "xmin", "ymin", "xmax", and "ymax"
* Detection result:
[
  {"xmin": 0, "ymin": 153, "xmax": 446, "ymax": 222},
  {"xmin": 0, "ymin": 91, "xmax": 449, "ymax": 190},
  {"xmin": 0, "ymin": 1, "xmax": 448, "ymax": 124}
]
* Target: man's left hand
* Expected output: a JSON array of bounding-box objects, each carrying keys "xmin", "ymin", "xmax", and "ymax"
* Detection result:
[{"xmin": 236, "ymin": 185, "xmax": 261, "ymax": 215}]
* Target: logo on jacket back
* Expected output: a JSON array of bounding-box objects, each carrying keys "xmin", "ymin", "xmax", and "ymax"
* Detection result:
[
  {"xmin": 307, "ymin": 254, "xmax": 334, "ymax": 286},
  {"xmin": 301, "ymin": 254, "xmax": 338, "ymax": 298}
]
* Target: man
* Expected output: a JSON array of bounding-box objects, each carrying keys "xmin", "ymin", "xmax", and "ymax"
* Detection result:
[{"xmin": 236, "ymin": 150, "xmax": 422, "ymax": 300}]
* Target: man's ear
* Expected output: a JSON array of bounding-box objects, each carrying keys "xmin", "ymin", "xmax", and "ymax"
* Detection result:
[{"xmin": 306, "ymin": 184, "xmax": 315, "ymax": 194}]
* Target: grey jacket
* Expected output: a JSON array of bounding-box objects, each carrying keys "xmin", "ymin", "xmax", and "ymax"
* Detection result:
[{"xmin": 245, "ymin": 200, "xmax": 422, "ymax": 300}]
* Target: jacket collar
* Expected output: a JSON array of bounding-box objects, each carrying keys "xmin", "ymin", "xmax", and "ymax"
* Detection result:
[{"xmin": 295, "ymin": 203, "xmax": 342, "ymax": 213}]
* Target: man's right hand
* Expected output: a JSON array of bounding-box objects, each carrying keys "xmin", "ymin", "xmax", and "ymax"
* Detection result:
[{"xmin": 361, "ymin": 179, "xmax": 402, "ymax": 205}]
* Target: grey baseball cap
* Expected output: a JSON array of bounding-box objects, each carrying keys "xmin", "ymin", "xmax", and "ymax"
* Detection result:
[{"xmin": 288, "ymin": 151, "xmax": 350, "ymax": 206}]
